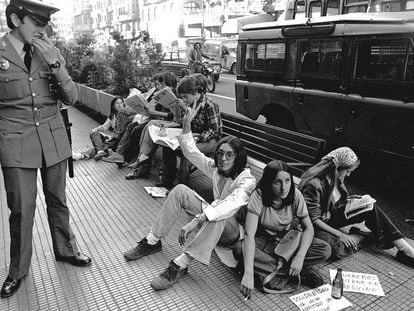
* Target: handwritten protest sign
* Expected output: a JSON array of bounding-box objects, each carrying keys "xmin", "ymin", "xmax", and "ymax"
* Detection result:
[
  {"xmin": 329, "ymin": 270, "xmax": 384, "ymax": 297},
  {"xmin": 289, "ymin": 284, "xmax": 352, "ymax": 311}
]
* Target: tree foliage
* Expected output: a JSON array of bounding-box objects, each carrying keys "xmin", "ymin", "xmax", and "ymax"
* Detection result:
[{"xmin": 58, "ymin": 31, "xmax": 164, "ymax": 96}]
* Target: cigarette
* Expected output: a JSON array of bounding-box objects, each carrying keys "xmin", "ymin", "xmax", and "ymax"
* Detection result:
[{"xmin": 244, "ymin": 295, "xmax": 250, "ymax": 301}]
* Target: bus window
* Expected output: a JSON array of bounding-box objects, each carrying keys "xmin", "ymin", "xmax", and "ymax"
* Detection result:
[
  {"xmin": 382, "ymin": 0, "xmax": 402, "ymax": 11},
  {"xmin": 344, "ymin": 0, "xmax": 368, "ymax": 13},
  {"xmin": 309, "ymin": 0, "xmax": 322, "ymax": 17},
  {"xmin": 294, "ymin": 0, "xmax": 307, "ymax": 19},
  {"xmin": 298, "ymin": 39, "xmax": 342, "ymax": 80},
  {"xmin": 326, "ymin": 0, "xmax": 340, "ymax": 15},
  {"xmin": 245, "ymin": 42, "xmax": 286, "ymax": 73},
  {"xmin": 354, "ymin": 39, "xmax": 414, "ymax": 82}
]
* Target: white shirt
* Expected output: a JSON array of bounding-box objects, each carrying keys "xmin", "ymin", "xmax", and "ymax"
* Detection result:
[{"xmin": 178, "ymin": 132, "xmax": 257, "ymax": 221}]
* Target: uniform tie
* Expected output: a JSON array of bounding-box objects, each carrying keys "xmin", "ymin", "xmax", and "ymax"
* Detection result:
[{"xmin": 23, "ymin": 44, "xmax": 32, "ymax": 72}]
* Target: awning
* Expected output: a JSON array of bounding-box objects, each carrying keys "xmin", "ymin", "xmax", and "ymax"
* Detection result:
[{"xmin": 221, "ymin": 14, "xmax": 275, "ymax": 35}]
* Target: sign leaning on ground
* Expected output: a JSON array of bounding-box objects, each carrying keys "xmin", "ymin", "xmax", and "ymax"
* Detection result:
[
  {"xmin": 289, "ymin": 284, "xmax": 352, "ymax": 311},
  {"xmin": 329, "ymin": 270, "xmax": 385, "ymax": 297}
]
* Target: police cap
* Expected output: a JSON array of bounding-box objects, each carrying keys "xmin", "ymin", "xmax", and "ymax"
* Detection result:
[{"xmin": 8, "ymin": 0, "xmax": 59, "ymax": 26}]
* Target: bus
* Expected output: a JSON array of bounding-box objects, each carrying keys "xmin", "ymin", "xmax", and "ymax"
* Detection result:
[{"xmin": 235, "ymin": 10, "xmax": 414, "ymax": 185}]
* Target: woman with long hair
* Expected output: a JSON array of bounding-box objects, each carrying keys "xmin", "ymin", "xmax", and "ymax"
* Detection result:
[
  {"xmin": 299, "ymin": 147, "xmax": 414, "ymax": 268},
  {"xmin": 238, "ymin": 160, "xmax": 331, "ymax": 299},
  {"xmin": 123, "ymin": 105, "xmax": 255, "ymax": 291},
  {"xmin": 89, "ymin": 96, "xmax": 126, "ymax": 160}
]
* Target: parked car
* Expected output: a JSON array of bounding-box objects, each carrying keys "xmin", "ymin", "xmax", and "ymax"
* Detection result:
[{"xmin": 160, "ymin": 49, "xmax": 189, "ymax": 78}]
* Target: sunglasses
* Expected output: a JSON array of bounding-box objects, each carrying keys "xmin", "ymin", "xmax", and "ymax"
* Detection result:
[{"xmin": 216, "ymin": 150, "xmax": 236, "ymax": 159}]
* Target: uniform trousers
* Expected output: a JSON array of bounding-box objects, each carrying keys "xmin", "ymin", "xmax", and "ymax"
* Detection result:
[{"xmin": 2, "ymin": 160, "xmax": 78, "ymax": 279}]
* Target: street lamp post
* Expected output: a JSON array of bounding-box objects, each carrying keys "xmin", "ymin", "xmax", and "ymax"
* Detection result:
[{"xmin": 201, "ymin": 0, "xmax": 205, "ymax": 38}]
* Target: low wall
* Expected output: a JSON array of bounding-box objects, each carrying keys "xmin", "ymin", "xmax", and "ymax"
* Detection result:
[{"xmin": 76, "ymin": 83, "xmax": 114, "ymax": 117}]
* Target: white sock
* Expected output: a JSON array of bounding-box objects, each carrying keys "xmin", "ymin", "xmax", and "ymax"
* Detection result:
[
  {"xmin": 146, "ymin": 231, "xmax": 159, "ymax": 245},
  {"xmin": 173, "ymin": 253, "xmax": 192, "ymax": 269},
  {"xmin": 138, "ymin": 154, "xmax": 149, "ymax": 163}
]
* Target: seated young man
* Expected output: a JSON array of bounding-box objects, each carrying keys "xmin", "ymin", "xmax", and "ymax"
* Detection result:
[
  {"xmin": 124, "ymin": 74, "xmax": 222, "ymax": 184},
  {"xmin": 160, "ymin": 74, "xmax": 222, "ymax": 187},
  {"xmin": 123, "ymin": 106, "xmax": 256, "ymax": 291}
]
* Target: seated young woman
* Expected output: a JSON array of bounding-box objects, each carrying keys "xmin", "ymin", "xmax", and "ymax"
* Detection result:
[
  {"xmin": 299, "ymin": 147, "xmax": 414, "ymax": 268},
  {"xmin": 236, "ymin": 160, "xmax": 331, "ymax": 299},
  {"xmin": 123, "ymin": 104, "xmax": 256, "ymax": 291},
  {"xmin": 89, "ymin": 96, "xmax": 135, "ymax": 161}
]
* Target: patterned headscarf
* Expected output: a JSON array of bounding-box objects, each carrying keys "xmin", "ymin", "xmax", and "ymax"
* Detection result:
[{"xmin": 322, "ymin": 147, "xmax": 359, "ymax": 169}]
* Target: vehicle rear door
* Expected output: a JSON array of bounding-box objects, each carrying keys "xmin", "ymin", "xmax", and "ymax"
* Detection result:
[{"xmin": 291, "ymin": 38, "xmax": 346, "ymax": 141}]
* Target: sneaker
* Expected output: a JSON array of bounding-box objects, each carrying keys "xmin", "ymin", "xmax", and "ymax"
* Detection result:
[
  {"xmin": 93, "ymin": 150, "xmax": 107, "ymax": 161},
  {"xmin": 300, "ymin": 267, "xmax": 324, "ymax": 288},
  {"xmin": 102, "ymin": 152, "xmax": 124, "ymax": 164},
  {"xmin": 125, "ymin": 160, "xmax": 150, "ymax": 180},
  {"xmin": 150, "ymin": 260, "xmax": 188, "ymax": 291},
  {"xmin": 123, "ymin": 238, "xmax": 162, "ymax": 261}
]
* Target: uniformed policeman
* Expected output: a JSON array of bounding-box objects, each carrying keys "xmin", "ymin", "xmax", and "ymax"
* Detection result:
[{"xmin": 0, "ymin": 0, "xmax": 91, "ymax": 298}]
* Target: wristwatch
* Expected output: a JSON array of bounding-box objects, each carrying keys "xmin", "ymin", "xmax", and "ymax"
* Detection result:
[{"xmin": 48, "ymin": 60, "xmax": 61, "ymax": 70}]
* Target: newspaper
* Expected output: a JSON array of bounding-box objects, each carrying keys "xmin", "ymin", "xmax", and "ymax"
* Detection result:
[
  {"xmin": 151, "ymin": 87, "xmax": 178, "ymax": 110},
  {"xmin": 124, "ymin": 93, "xmax": 149, "ymax": 115},
  {"xmin": 144, "ymin": 186, "xmax": 169, "ymax": 198},
  {"xmin": 148, "ymin": 125, "xmax": 183, "ymax": 150},
  {"xmin": 344, "ymin": 194, "xmax": 376, "ymax": 219}
]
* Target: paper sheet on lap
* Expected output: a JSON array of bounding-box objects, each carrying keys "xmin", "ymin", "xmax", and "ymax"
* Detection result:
[{"xmin": 148, "ymin": 125, "xmax": 183, "ymax": 150}]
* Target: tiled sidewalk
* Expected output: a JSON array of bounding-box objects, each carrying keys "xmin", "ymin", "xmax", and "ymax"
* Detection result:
[{"xmin": 0, "ymin": 106, "xmax": 413, "ymax": 310}]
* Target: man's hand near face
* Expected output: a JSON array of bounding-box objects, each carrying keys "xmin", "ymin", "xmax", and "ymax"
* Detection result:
[{"xmin": 31, "ymin": 34, "xmax": 59, "ymax": 65}]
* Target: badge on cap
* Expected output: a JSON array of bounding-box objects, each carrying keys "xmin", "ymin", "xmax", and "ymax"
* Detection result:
[{"xmin": 0, "ymin": 59, "xmax": 10, "ymax": 71}]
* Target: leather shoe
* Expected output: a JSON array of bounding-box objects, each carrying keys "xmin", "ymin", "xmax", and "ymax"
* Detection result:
[
  {"xmin": 56, "ymin": 252, "xmax": 92, "ymax": 267},
  {"xmin": 125, "ymin": 160, "xmax": 150, "ymax": 180},
  {"xmin": 395, "ymin": 251, "xmax": 414, "ymax": 268},
  {"xmin": 1, "ymin": 276, "xmax": 22, "ymax": 298}
]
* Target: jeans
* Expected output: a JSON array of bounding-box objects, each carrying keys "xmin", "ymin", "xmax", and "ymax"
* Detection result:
[
  {"xmin": 151, "ymin": 184, "xmax": 240, "ymax": 265},
  {"xmin": 162, "ymin": 139, "xmax": 217, "ymax": 183},
  {"xmin": 90, "ymin": 131, "xmax": 119, "ymax": 153},
  {"xmin": 316, "ymin": 203, "xmax": 404, "ymax": 259},
  {"xmin": 115, "ymin": 116, "xmax": 138, "ymax": 156},
  {"xmin": 123, "ymin": 122, "xmax": 147, "ymax": 163},
  {"xmin": 232, "ymin": 230, "xmax": 331, "ymax": 282}
]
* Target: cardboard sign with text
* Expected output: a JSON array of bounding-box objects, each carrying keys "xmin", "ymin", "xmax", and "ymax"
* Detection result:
[
  {"xmin": 329, "ymin": 270, "xmax": 384, "ymax": 297},
  {"xmin": 289, "ymin": 284, "xmax": 352, "ymax": 311}
]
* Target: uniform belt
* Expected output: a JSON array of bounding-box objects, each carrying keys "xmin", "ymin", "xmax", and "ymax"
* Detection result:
[{"xmin": 0, "ymin": 106, "xmax": 59, "ymax": 119}]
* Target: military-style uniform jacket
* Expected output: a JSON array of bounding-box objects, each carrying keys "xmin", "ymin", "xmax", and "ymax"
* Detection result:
[{"xmin": 0, "ymin": 35, "xmax": 78, "ymax": 168}]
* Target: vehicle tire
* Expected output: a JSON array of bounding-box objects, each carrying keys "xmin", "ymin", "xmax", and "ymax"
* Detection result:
[
  {"xmin": 206, "ymin": 74, "xmax": 216, "ymax": 93},
  {"xmin": 214, "ymin": 74, "xmax": 220, "ymax": 82},
  {"xmin": 230, "ymin": 63, "xmax": 237, "ymax": 75}
]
